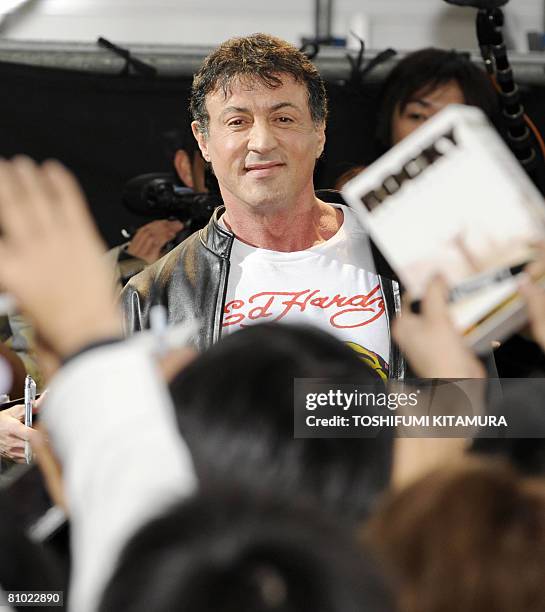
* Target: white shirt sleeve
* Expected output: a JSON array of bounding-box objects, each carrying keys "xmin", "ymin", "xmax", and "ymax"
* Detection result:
[
  {"xmin": 0, "ymin": 587, "xmax": 15, "ymax": 611},
  {"xmin": 41, "ymin": 341, "xmax": 196, "ymax": 612}
]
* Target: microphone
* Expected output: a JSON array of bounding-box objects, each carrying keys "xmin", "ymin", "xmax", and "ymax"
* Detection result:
[{"xmin": 443, "ymin": 0, "xmax": 508, "ymax": 8}]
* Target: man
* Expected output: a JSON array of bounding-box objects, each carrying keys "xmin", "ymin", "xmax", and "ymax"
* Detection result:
[
  {"xmin": 122, "ymin": 33, "xmax": 403, "ymax": 379},
  {"xmin": 108, "ymin": 128, "xmax": 215, "ymax": 288}
]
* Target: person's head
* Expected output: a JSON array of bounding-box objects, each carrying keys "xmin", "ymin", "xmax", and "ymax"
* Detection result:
[
  {"xmin": 162, "ymin": 123, "xmax": 214, "ymax": 193},
  {"xmin": 169, "ymin": 323, "xmax": 393, "ymax": 522},
  {"xmin": 376, "ymin": 48, "xmax": 500, "ymax": 152},
  {"xmin": 0, "ymin": 491, "xmax": 65, "ymax": 611},
  {"xmin": 470, "ymin": 380, "xmax": 545, "ymax": 476},
  {"xmin": 100, "ymin": 491, "xmax": 394, "ymax": 612},
  {"xmin": 190, "ymin": 34, "xmax": 327, "ymax": 214},
  {"xmin": 365, "ymin": 458, "xmax": 545, "ymax": 612}
]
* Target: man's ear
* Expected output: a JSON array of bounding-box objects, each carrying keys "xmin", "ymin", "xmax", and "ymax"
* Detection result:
[
  {"xmin": 173, "ymin": 149, "xmax": 194, "ymax": 188},
  {"xmin": 315, "ymin": 122, "xmax": 326, "ymax": 158},
  {"xmin": 191, "ymin": 121, "xmax": 211, "ymax": 163}
]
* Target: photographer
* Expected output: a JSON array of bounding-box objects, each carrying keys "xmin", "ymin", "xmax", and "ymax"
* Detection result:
[{"xmin": 108, "ymin": 126, "xmax": 219, "ymax": 288}]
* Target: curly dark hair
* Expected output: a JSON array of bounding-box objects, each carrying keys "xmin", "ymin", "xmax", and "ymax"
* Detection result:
[{"xmin": 190, "ymin": 33, "xmax": 328, "ymax": 136}]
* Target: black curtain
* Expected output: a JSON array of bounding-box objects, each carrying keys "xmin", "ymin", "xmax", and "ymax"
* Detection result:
[{"xmin": 1, "ymin": 60, "xmax": 544, "ymax": 247}]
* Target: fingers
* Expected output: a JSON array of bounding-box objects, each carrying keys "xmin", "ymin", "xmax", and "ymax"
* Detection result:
[
  {"xmin": 0, "ymin": 157, "xmax": 91, "ymax": 245},
  {"xmin": 0, "ymin": 157, "xmax": 58, "ymax": 238},
  {"xmin": 5, "ymin": 403, "xmax": 25, "ymax": 422},
  {"xmin": 128, "ymin": 230, "xmax": 157, "ymax": 258},
  {"xmin": 168, "ymin": 219, "xmax": 184, "ymax": 231},
  {"xmin": 127, "ymin": 220, "xmax": 182, "ymax": 264},
  {"xmin": 523, "ymin": 242, "xmax": 545, "ymax": 283},
  {"xmin": 6, "ymin": 418, "xmax": 33, "ymax": 441},
  {"xmin": 519, "ymin": 274, "xmax": 545, "ymax": 350},
  {"xmin": 393, "ymin": 275, "xmax": 484, "ymax": 378},
  {"xmin": 11, "ymin": 157, "xmax": 59, "ymax": 234},
  {"xmin": 395, "ymin": 276, "xmax": 450, "ymax": 343},
  {"xmin": 0, "ymin": 156, "xmax": 121, "ymax": 360},
  {"xmin": 34, "ymin": 389, "xmax": 49, "ymax": 412},
  {"xmin": 420, "ymin": 275, "xmax": 450, "ymax": 320},
  {"xmin": 1, "ymin": 446, "xmax": 26, "ymax": 463},
  {"xmin": 0, "ymin": 413, "xmax": 33, "ymax": 462},
  {"xmin": 127, "ymin": 238, "xmax": 161, "ymax": 264},
  {"xmin": 41, "ymin": 159, "xmax": 92, "ymax": 228},
  {"xmin": 0, "ymin": 158, "xmax": 31, "ymax": 239},
  {"xmin": 139, "ymin": 220, "xmax": 183, "ymax": 243}
]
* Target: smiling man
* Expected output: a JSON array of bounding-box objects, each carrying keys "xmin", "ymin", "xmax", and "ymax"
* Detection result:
[{"xmin": 121, "ymin": 33, "xmax": 403, "ymax": 379}]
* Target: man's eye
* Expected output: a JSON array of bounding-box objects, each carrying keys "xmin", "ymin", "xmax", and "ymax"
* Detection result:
[
  {"xmin": 407, "ymin": 112, "xmax": 427, "ymax": 122},
  {"xmin": 227, "ymin": 119, "xmax": 245, "ymax": 127},
  {"xmin": 276, "ymin": 116, "xmax": 294, "ymax": 123}
]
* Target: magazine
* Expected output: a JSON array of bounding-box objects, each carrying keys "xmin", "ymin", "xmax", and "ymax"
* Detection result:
[{"xmin": 342, "ymin": 105, "xmax": 545, "ymax": 353}]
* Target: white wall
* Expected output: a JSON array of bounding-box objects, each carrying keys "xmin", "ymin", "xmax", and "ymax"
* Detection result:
[{"xmin": 2, "ymin": 0, "xmax": 543, "ymax": 51}]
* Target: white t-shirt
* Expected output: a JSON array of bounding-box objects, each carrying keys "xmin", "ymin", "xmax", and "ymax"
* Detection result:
[{"xmin": 221, "ymin": 206, "xmax": 390, "ymax": 376}]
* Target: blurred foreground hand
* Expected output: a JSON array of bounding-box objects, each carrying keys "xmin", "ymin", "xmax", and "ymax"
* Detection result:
[{"xmin": 0, "ymin": 156, "xmax": 122, "ymax": 360}]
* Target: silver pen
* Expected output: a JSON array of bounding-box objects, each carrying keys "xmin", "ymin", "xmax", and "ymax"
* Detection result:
[{"xmin": 24, "ymin": 375, "xmax": 36, "ymax": 464}]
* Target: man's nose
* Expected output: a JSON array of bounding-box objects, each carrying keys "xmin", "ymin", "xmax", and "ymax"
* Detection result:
[{"xmin": 247, "ymin": 120, "xmax": 277, "ymax": 153}]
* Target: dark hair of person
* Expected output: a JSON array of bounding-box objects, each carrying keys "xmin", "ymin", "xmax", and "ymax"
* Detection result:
[
  {"xmin": 470, "ymin": 380, "xmax": 545, "ymax": 476},
  {"xmin": 375, "ymin": 48, "xmax": 501, "ymax": 154},
  {"xmin": 190, "ymin": 33, "xmax": 328, "ymax": 136},
  {"xmin": 161, "ymin": 122, "xmax": 220, "ymax": 193},
  {"xmin": 161, "ymin": 121, "xmax": 198, "ymax": 161},
  {"xmin": 100, "ymin": 491, "xmax": 394, "ymax": 612},
  {"xmin": 169, "ymin": 323, "xmax": 393, "ymax": 523},
  {"xmin": 0, "ymin": 492, "xmax": 65, "ymax": 612},
  {"xmin": 364, "ymin": 458, "xmax": 545, "ymax": 612}
]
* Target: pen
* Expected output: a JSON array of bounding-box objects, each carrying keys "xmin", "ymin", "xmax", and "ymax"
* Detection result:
[
  {"xmin": 410, "ymin": 261, "xmax": 529, "ymax": 314},
  {"xmin": 150, "ymin": 303, "xmax": 168, "ymax": 356},
  {"xmin": 24, "ymin": 375, "xmax": 36, "ymax": 464}
]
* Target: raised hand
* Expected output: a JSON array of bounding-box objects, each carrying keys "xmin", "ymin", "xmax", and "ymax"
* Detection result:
[
  {"xmin": 0, "ymin": 157, "xmax": 122, "ymax": 359},
  {"xmin": 393, "ymin": 276, "xmax": 485, "ymax": 379}
]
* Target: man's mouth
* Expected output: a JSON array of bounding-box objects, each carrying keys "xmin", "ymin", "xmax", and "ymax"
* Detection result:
[{"xmin": 244, "ymin": 162, "xmax": 284, "ymax": 174}]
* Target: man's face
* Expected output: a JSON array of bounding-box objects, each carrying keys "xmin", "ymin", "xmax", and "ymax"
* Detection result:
[
  {"xmin": 192, "ymin": 75, "xmax": 325, "ymax": 214},
  {"xmin": 391, "ymin": 80, "xmax": 465, "ymax": 145}
]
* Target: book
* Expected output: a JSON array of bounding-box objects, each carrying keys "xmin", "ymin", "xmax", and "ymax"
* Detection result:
[{"xmin": 342, "ymin": 105, "xmax": 545, "ymax": 354}]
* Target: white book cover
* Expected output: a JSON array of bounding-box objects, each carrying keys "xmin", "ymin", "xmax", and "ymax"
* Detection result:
[{"xmin": 342, "ymin": 105, "xmax": 545, "ymax": 353}]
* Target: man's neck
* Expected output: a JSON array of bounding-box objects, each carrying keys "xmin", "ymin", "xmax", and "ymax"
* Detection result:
[{"xmin": 222, "ymin": 196, "xmax": 343, "ymax": 252}]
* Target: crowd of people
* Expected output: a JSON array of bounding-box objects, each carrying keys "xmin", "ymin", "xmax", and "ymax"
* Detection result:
[{"xmin": 1, "ymin": 33, "xmax": 545, "ymax": 612}]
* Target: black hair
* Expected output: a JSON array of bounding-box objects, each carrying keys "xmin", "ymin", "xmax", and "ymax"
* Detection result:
[
  {"xmin": 375, "ymin": 48, "xmax": 501, "ymax": 154},
  {"xmin": 99, "ymin": 491, "xmax": 394, "ymax": 612},
  {"xmin": 470, "ymin": 380, "xmax": 545, "ymax": 476},
  {"xmin": 169, "ymin": 323, "xmax": 393, "ymax": 522},
  {"xmin": 161, "ymin": 121, "xmax": 220, "ymax": 193},
  {"xmin": 161, "ymin": 121, "xmax": 198, "ymax": 161},
  {"xmin": 0, "ymin": 492, "xmax": 65, "ymax": 612}
]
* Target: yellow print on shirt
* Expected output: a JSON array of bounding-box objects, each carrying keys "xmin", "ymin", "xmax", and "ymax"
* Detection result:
[{"xmin": 346, "ymin": 341, "xmax": 389, "ymax": 381}]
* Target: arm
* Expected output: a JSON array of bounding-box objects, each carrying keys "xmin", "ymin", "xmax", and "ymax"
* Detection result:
[
  {"xmin": 43, "ymin": 341, "xmax": 195, "ymax": 611},
  {"xmin": 391, "ymin": 276, "xmax": 485, "ymax": 488},
  {"xmin": 0, "ymin": 157, "xmax": 196, "ymax": 611}
]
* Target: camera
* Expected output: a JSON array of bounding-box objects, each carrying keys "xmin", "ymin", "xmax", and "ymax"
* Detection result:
[{"xmin": 122, "ymin": 172, "xmax": 221, "ymax": 225}]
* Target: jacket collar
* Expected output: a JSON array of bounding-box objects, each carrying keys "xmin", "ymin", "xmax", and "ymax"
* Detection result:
[{"xmin": 199, "ymin": 206, "xmax": 234, "ymax": 259}]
